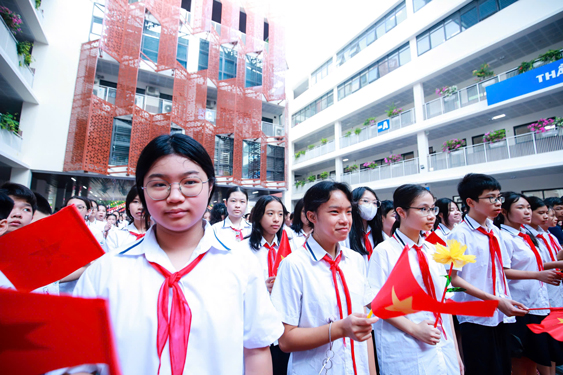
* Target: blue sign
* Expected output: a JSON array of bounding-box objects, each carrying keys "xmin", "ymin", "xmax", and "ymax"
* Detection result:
[
  {"xmin": 486, "ymin": 59, "xmax": 563, "ymax": 105},
  {"xmin": 377, "ymin": 119, "xmax": 390, "ymax": 133}
]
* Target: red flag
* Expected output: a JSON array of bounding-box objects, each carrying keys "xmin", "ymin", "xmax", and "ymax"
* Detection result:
[
  {"xmin": 528, "ymin": 311, "xmax": 563, "ymax": 341},
  {"xmin": 272, "ymin": 230, "xmax": 292, "ymax": 277},
  {"xmin": 370, "ymin": 245, "xmax": 498, "ymax": 319},
  {"xmin": 425, "ymin": 231, "xmax": 447, "ymax": 247},
  {"xmin": 0, "ymin": 205, "xmax": 105, "ymax": 292},
  {"xmin": 0, "ymin": 289, "xmax": 121, "ymax": 375}
]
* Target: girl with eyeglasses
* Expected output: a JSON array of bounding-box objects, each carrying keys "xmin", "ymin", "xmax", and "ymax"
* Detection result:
[
  {"xmin": 65, "ymin": 134, "xmax": 283, "ymax": 375},
  {"xmin": 211, "ymin": 186, "xmax": 252, "ymax": 250},
  {"xmin": 433, "ymin": 198, "xmax": 462, "ymax": 244},
  {"xmin": 367, "ymin": 184, "xmax": 462, "ymax": 375}
]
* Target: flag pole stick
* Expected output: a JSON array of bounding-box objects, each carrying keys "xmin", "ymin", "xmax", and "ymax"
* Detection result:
[
  {"xmin": 527, "ymin": 307, "xmax": 563, "ymax": 311},
  {"xmin": 434, "ymin": 261, "xmax": 454, "ymax": 328}
]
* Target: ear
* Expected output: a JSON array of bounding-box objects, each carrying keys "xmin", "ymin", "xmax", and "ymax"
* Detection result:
[
  {"xmin": 438, "ymin": 212, "xmax": 444, "ymax": 221},
  {"xmin": 306, "ymin": 211, "xmax": 317, "ymax": 226},
  {"xmin": 466, "ymin": 197, "xmax": 476, "ymax": 209},
  {"xmin": 0, "ymin": 219, "xmax": 8, "ymax": 236},
  {"xmin": 395, "ymin": 207, "xmax": 407, "ymax": 220}
]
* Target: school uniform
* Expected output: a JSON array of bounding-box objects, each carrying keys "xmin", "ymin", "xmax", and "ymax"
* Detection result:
[
  {"xmin": 448, "ymin": 215, "xmax": 514, "ymax": 375},
  {"xmin": 211, "ymin": 216, "xmax": 252, "ymax": 250},
  {"xmin": 270, "ymin": 235, "xmax": 375, "ymax": 375},
  {"xmin": 61, "ymin": 221, "xmax": 283, "ymax": 375},
  {"xmin": 239, "ymin": 236, "xmax": 279, "ymax": 282},
  {"xmin": 367, "ymin": 230, "xmax": 460, "ymax": 375},
  {"xmin": 435, "ymin": 223, "xmax": 451, "ymax": 244},
  {"xmin": 105, "ymin": 222, "xmax": 146, "ymax": 253},
  {"xmin": 286, "ymin": 227, "xmax": 308, "ymax": 250},
  {"xmin": 340, "ymin": 230, "xmax": 374, "ymax": 268},
  {"xmin": 0, "ymin": 271, "xmax": 59, "ymax": 295}
]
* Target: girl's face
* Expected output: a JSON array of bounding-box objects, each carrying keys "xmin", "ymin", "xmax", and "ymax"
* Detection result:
[
  {"xmin": 129, "ymin": 195, "xmax": 144, "ymax": 221},
  {"xmin": 143, "ymin": 154, "xmax": 212, "ymax": 233},
  {"xmin": 107, "ymin": 215, "xmax": 117, "ymax": 226},
  {"xmin": 227, "ymin": 191, "xmax": 247, "ymax": 219},
  {"xmin": 67, "ymin": 198, "xmax": 90, "ymax": 219},
  {"xmin": 397, "ymin": 192, "xmax": 436, "ymax": 233},
  {"xmin": 382, "ymin": 209, "xmax": 396, "ymax": 235},
  {"xmin": 307, "ymin": 190, "xmax": 352, "ymax": 244},
  {"xmin": 359, "ymin": 190, "xmax": 378, "ymax": 208},
  {"xmin": 260, "ymin": 201, "xmax": 284, "ymax": 238},
  {"xmin": 504, "ymin": 197, "xmax": 531, "ymax": 226},
  {"xmin": 531, "ymin": 205, "xmax": 549, "ymax": 229},
  {"xmin": 97, "ymin": 205, "xmax": 106, "ymax": 220},
  {"xmin": 548, "ymin": 208, "xmax": 558, "ymax": 227},
  {"xmin": 447, "ymin": 203, "xmax": 462, "ymax": 226}
]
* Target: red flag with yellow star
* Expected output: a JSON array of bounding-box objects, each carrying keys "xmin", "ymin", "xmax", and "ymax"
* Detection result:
[
  {"xmin": 370, "ymin": 245, "xmax": 498, "ymax": 319},
  {"xmin": 528, "ymin": 312, "xmax": 563, "ymax": 341},
  {"xmin": 425, "ymin": 231, "xmax": 447, "ymax": 247},
  {"xmin": 0, "ymin": 205, "xmax": 105, "ymax": 292},
  {"xmin": 0, "ymin": 289, "xmax": 121, "ymax": 375},
  {"xmin": 272, "ymin": 230, "xmax": 292, "ymax": 277}
]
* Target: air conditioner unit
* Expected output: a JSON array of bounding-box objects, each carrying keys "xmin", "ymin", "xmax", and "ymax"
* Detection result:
[
  {"xmin": 163, "ymin": 103, "xmax": 173, "ymax": 113},
  {"xmin": 274, "ymin": 125, "xmax": 284, "ymax": 137},
  {"xmin": 146, "ymin": 86, "xmax": 160, "ymax": 97},
  {"xmin": 206, "ymin": 100, "xmax": 216, "ymax": 109},
  {"xmin": 94, "ymin": 78, "xmax": 101, "ymax": 86}
]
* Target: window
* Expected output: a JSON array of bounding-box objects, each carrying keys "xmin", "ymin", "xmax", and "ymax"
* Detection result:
[
  {"xmin": 499, "ymin": 0, "xmax": 518, "ymax": 8},
  {"xmin": 478, "ymin": 0, "xmax": 498, "ymax": 20},
  {"xmin": 211, "ymin": 0, "xmax": 222, "ymax": 23},
  {"xmin": 89, "ymin": 2, "xmax": 104, "ymax": 41},
  {"xmin": 417, "ymin": 34, "xmax": 430, "ymax": 55},
  {"xmin": 444, "ymin": 14, "xmax": 461, "ymax": 39},
  {"xmin": 429, "ymin": 26, "xmax": 445, "ymax": 49},
  {"xmin": 109, "ymin": 118, "xmax": 132, "ymax": 166},
  {"xmin": 198, "ymin": 39, "xmax": 209, "ymax": 71},
  {"xmin": 460, "ymin": 4, "xmax": 478, "ymax": 30},
  {"xmin": 387, "ymin": 52, "xmax": 399, "ymax": 72},
  {"xmin": 522, "ymin": 188, "xmax": 563, "ymax": 200},
  {"xmin": 176, "ymin": 37, "xmax": 189, "ymax": 69},
  {"xmin": 514, "ymin": 123, "xmax": 531, "ymax": 136},
  {"xmin": 472, "ymin": 134, "xmax": 484, "ymax": 145},
  {"xmin": 413, "ymin": 0, "xmax": 432, "ymax": 12},
  {"xmin": 239, "ymin": 11, "xmax": 246, "ymax": 33},
  {"xmin": 399, "ymin": 44, "xmax": 411, "ymax": 65},
  {"xmin": 311, "ymin": 58, "xmax": 333, "ymax": 86},
  {"xmin": 219, "ymin": 47, "xmax": 237, "ymax": 80},
  {"xmin": 266, "ymin": 145, "xmax": 284, "ymax": 182},
  {"xmin": 401, "ymin": 152, "xmax": 415, "ymax": 160},
  {"xmin": 245, "ymin": 55, "xmax": 262, "ymax": 87},
  {"xmin": 291, "ymin": 91, "xmax": 334, "ymax": 126},
  {"xmin": 385, "ymin": 13, "xmax": 396, "ymax": 32},
  {"xmin": 242, "ymin": 140, "xmax": 261, "ymax": 179},
  {"xmin": 141, "ymin": 14, "xmax": 161, "ymax": 63},
  {"xmin": 215, "ymin": 135, "xmax": 234, "ymax": 176}
]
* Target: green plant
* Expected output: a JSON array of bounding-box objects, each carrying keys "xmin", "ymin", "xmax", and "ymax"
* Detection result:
[
  {"xmin": 483, "ymin": 129, "xmax": 506, "ymax": 144},
  {"xmin": 442, "ymin": 138, "xmax": 466, "ymax": 153},
  {"xmin": 0, "ymin": 112, "xmax": 20, "ymax": 133},
  {"xmin": 321, "ymin": 138, "xmax": 328, "ymax": 145},
  {"xmin": 363, "ymin": 161, "xmax": 378, "ymax": 169},
  {"xmin": 17, "ymin": 41, "xmax": 34, "ymax": 67},
  {"xmin": 354, "ymin": 128, "xmax": 362, "ymax": 135},
  {"xmin": 294, "ymin": 150, "xmax": 306, "ymax": 159},
  {"xmin": 554, "ymin": 117, "xmax": 563, "ymax": 129},
  {"xmin": 344, "ymin": 130, "xmax": 352, "ymax": 137},
  {"xmin": 386, "ymin": 103, "xmax": 403, "ymax": 117},
  {"xmin": 538, "ymin": 49, "xmax": 563, "ymax": 64},
  {"xmin": 518, "ymin": 61, "xmax": 533, "ymax": 74},
  {"xmin": 308, "ymin": 144, "xmax": 315, "ymax": 150},
  {"xmin": 345, "ymin": 164, "xmax": 359, "ymax": 173},
  {"xmin": 320, "ymin": 171, "xmax": 329, "ymax": 179},
  {"xmin": 0, "ymin": 6, "xmax": 22, "ymax": 35},
  {"xmin": 384, "ymin": 154, "xmax": 402, "ymax": 165},
  {"xmin": 35, "ymin": 0, "xmax": 41, "ymax": 9},
  {"xmin": 472, "ymin": 63, "xmax": 494, "ymax": 81},
  {"xmin": 436, "ymin": 86, "xmax": 458, "ymax": 97},
  {"xmin": 307, "ymin": 175, "xmax": 316, "ymax": 183},
  {"xmin": 363, "ymin": 117, "xmax": 377, "ymax": 126}
]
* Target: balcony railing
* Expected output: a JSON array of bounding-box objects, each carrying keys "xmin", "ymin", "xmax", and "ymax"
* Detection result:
[
  {"xmin": 341, "ymin": 157, "xmax": 420, "ymax": 186},
  {"xmin": 428, "ymin": 131, "xmax": 563, "ymax": 172},
  {"xmin": 93, "ymin": 85, "xmax": 173, "ymax": 114},
  {"xmin": 0, "ymin": 128, "xmax": 23, "ymax": 154},
  {"xmin": 340, "ymin": 108, "xmax": 415, "ymax": 149},
  {"xmin": 262, "ymin": 122, "xmax": 285, "ymax": 137},
  {"xmin": 294, "ymin": 140, "xmax": 335, "ymax": 164},
  {"xmin": 0, "ymin": 16, "xmax": 35, "ymax": 88}
]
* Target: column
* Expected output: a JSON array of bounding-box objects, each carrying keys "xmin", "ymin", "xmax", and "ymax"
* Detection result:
[
  {"xmin": 412, "ymin": 82, "xmax": 425, "ymax": 124},
  {"xmin": 405, "ymin": 0, "xmax": 415, "ymax": 16},
  {"xmin": 10, "ymin": 168, "xmax": 32, "ymax": 187},
  {"xmin": 285, "ymin": 139, "xmax": 294, "ymax": 209},
  {"xmin": 417, "ymin": 131, "xmax": 429, "ymax": 174},
  {"xmin": 335, "ymin": 156, "xmax": 343, "ymax": 182},
  {"xmin": 334, "ymin": 121, "xmax": 341, "ymax": 150}
]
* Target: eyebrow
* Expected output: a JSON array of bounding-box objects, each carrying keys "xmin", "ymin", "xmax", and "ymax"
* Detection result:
[
  {"xmin": 147, "ymin": 170, "xmax": 201, "ymax": 179},
  {"xmin": 328, "ymin": 205, "xmax": 352, "ymax": 209}
]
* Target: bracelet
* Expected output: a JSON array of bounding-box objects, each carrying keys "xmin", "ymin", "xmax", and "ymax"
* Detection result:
[{"xmin": 328, "ymin": 321, "xmax": 333, "ymax": 344}]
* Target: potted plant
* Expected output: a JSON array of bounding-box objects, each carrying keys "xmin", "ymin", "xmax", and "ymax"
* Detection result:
[
  {"xmin": 442, "ymin": 138, "xmax": 466, "ymax": 153},
  {"xmin": 35, "ymin": 0, "xmax": 41, "ymax": 9},
  {"xmin": 348, "ymin": 164, "xmax": 359, "ymax": 172},
  {"xmin": 17, "ymin": 41, "xmax": 34, "ymax": 67},
  {"xmin": 528, "ymin": 118, "xmax": 556, "ymax": 135},
  {"xmin": 363, "ymin": 117, "xmax": 377, "ymax": 126},
  {"xmin": 483, "ymin": 129, "xmax": 506, "ymax": 145},
  {"xmin": 321, "ymin": 138, "xmax": 328, "ymax": 145},
  {"xmin": 554, "ymin": 117, "xmax": 563, "ymax": 135},
  {"xmin": 384, "ymin": 154, "xmax": 402, "ymax": 165},
  {"xmin": 354, "ymin": 128, "xmax": 362, "ymax": 135},
  {"xmin": 472, "ymin": 63, "xmax": 494, "ymax": 81},
  {"xmin": 386, "ymin": 104, "xmax": 403, "ymax": 118},
  {"xmin": 307, "ymin": 175, "xmax": 316, "ymax": 183},
  {"xmin": 0, "ymin": 6, "xmax": 23, "ymax": 35},
  {"xmin": 435, "ymin": 86, "xmax": 458, "ymax": 97},
  {"xmin": 0, "ymin": 112, "xmax": 20, "ymax": 134},
  {"xmin": 518, "ymin": 61, "xmax": 533, "ymax": 74},
  {"xmin": 344, "ymin": 130, "xmax": 352, "ymax": 137},
  {"xmin": 538, "ymin": 49, "xmax": 562, "ymax": 64},
  {"xmin": 308, "ymin": 144, "xmax": 315, "ymax": 150},
  {"xmin": 320, "ymin": 171, "xmax": 329, "ymax": 180},
  {"xmin": 363, "ymin": 161, "xmax": 378, "ymax": 169}
]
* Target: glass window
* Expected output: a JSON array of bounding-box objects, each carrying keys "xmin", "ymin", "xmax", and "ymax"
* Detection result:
[
  {"xmin": 351, "ymin": 76, "xmax": 360, "ymax": 92},
  {"xmin": 376, "ymin": 21, "xmax": 386, "ymax": 39},
  {"xmin": 368, "ymin": 65, "xmax": 378, "ymax": 82},
  {"xmin": 350, "ymin": 43, "xmax": 360, "ymax": 57},
  {"xmin": 327, "ymin": 92, "xmax": 334, "ymax": 107},
  {"xmin": 245, "ymin": 55, "xmax": 262, "ymax": 87},
  {"xmin": 320, "ymin": 96, "xmax": 327, "ymax": 110},
  {"xmin": 141, "ymin": 17, "xmax": 161, "ymax": 63},
  {"xmin": 385, "ymin": 13, "xmax": 396, "ymax": 31},
  {"xmin": 109, "ymin": 118, "xmax": 132, "ymax": 166},
  {"xmin": 242, "ymin": 140, "xmax": 261, "ymax": 179},
  {"xmin": 417, "ymin": 34, "xmax": 430, "ymax": 55},
  {"xmin": 266, "ymin": 145, "xmax": 284, "ymax": 182},
  {"xmin": 176, "ymin": 37, "xmax": 189, "ymax": 69},
  {"xmin": 387, "ymin": 52, "xmax": 399, "ymax": 72},
  {"xmin": 399, "ymin": 45, "xmax": 411, "ymax": 65},
  {"xmin": 472, "ymin": 134, "xmax": 484, "ymax": 145},
  {"xmin": 358, "ymin": 36, "xmax": 367, "ymax": 51},
  {"xmin": 478, "ymin": 0, "xmax": 498, "ymax": 20},
  {"xmin": 499, "ymin": 0, "xmax": 518, "ymax": 9},
  {"xmin": 430, "ymin": 25, "xmax": 445, "ymax": 49},
  {"xmin": 413, "ymin": 0, "xmax": 431, "ymax": 12},
  {"xmin": 338, "ymin": 86, "xmax": 345, "ymax": 100},
  {"xmin": 360, "ymin": 72, "xmax": 368, "ymax": 87},
  {"xmin": 460, "ymin": 4, "xmax": 478, "ymax": 30},
  {"xmin": 198, "ymin": 40, "xmax": 209, "ymax": 71},
  {"xmin": 445, "ymin": 15, "xmax": 461, "ymax": 39},
  {"xmin": 214, "ymin": 135, "xmax": 234, "ymax": 176},
  {"xmin": 379, "ymin": 59, "xmax": 389, "ymax": 77},
  {"xmin": 366, "ymin": 28, "xmax": 376, "ymax": 45},
  {"xmin": 395, "ymin": 5, "xmax": 407, "ymax": 24}
]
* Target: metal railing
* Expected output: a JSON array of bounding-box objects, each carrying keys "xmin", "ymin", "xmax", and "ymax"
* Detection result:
[
  {"xmin": 340, "ymin": 108, "xmax": 415, "ymax": 149},
  {"xmin": 93, "ymin": 85, "xmax": 173, "ymax": 114},
  {"xmin": 0, "ymin": 16, "xmax": 35, "ymax": 87},
  {"xmin": 0, "ymin": 128, "xmax": 23, "ymax": 152},
  {"xmin": 294, "ymin": 140, "xmax": 335, "ymax": 164},
  {"xmin": 428, "ymin": 131, "xmax": 563, "ymax": 172},
  {"xmin": 261, "ymin": 122, "xmax": 285, "ymax": 137},
  {"xmin": 341, "ymin": 157, "xmax": 420, "ymax": 186}
]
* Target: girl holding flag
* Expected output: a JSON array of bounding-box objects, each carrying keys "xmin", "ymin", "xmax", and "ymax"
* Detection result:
[
  {"xmin": 211, "ymin": 186, "xmax": 252, "ymax": 250},
  {"xmin": 367, "ymin": 184, "xmax": 462, "ymax": 375}
]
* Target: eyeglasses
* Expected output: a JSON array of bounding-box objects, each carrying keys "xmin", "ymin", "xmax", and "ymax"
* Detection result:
[
  {"xmin": 359, "ymin": 199, "xmax": 381, "ymax": 208},
  {"xmin": 142, "ymin": 177, "xmax": 211, "ymax": 201},
  {"xmin": 408, "ymin": 206, "xmax": 440, "ymax": 216},
  {"xmin": 475, "ymin": 195, "xmax": 505, "ymax": 204}
]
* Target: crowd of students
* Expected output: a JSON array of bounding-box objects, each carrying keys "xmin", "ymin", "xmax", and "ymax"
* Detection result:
[{"xmin": 1, "ymin": 133, "xmax": 563, "ymax": 375}]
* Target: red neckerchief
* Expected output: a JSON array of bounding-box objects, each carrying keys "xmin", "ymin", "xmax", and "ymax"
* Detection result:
[
  {"xmin": 148, "ymin": 252, "xmax": 207, "ymax": 375},
  {"xmin": 364, "ymin": 232, "xmax": 373, "ymax": 259},
  {"xmin": 518, "ymin": 233, "xmax": 545, "ymax": 274},
  {"xmin": 230, "ymin": 227, "xmax": 244, "ymax": 241},
  {"xmin": 264, "ymin": 242, "xmax": 277, "ymax": 278},
  {"xmin": 476, "ymin": 227, "xmax": 508, "ymax": 296},
  {"xmin": 537, "ymin": 233, "xmax": 557, "ymax": 262},
  {"xmin": 129, "ymin": 231, "xmax": 145, "ymax": 241}
]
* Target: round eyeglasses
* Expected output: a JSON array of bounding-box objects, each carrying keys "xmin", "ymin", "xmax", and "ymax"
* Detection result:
[
  {"xmin": 359, "ymin": 199, "xmax": 381, "ymax": 208},
  {"xmin": 142, "ymin": 177, "xmax": 211, "ymax": 201}
]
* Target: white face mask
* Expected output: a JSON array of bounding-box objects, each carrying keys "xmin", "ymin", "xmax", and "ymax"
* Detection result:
[{"xmin": 359, "ymin": 203, "xmax": 378, "ymax": 221}]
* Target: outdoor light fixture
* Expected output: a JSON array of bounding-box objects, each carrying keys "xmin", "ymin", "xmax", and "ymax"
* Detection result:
[
  {"xmin": 492, "ymin": 114, "xmax": 506, "ymax": 120},
  {"xmin": 71, "ymin": 177, "xmax": 76, "ymax": 181},
  {"xmin": 343, "ymin": 158, "xmax": 349, "ymax": 162}
]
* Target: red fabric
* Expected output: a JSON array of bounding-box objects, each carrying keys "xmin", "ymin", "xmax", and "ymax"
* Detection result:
[
  {"xmin": 425, "ymin": 231, "xmax": 447, "ymax": 247},
  {"xmin": 550, "ymin": 234, "xmax": 563, "ymax": 253},
  {"xmin": 0, "ymin": 289, "xmax": 121, "ymax": 375},
  {"xmin": 272, "ymin": 230, "xmax": 291, "ymax": 277},
  {"xmin": 528, "ymin": 311, "xmax": 563, "ymax": 341},
  {"xmin": 264, "ymin": 242, "xmax": 277, "ymax": 278},
  {"xmin": 476, "ymin": 227, "xmax": 508, "ymax": 296},
  {"xmin": 0, "ymin": 205, "xmax": 105, "ymax": 292},
  {"xmin": 148, "ymin": 252, "xmax": 207, "ymax": 375},
  {"xmin": 128, "ymin": 231, "xmax": 145, "ymax": 241},
  {"xmin": 538, "ymin": 234, "xmax": 557, "ymax": 261},
  {"xmin": 518, "ymin": 233, "xmax": 545, "ymax": 273},
  {"xmin": 322, "ymin": 253, "xmax": 358, "ymax": 375},
  {"xmin": 230, "ymin": 227, "xmax": 244, "ymax": 241},
  {"xmin": 364, "ymin": 232, "xmax": 373, "ymax": 259},
  {"xmin": 370, "ymin": 245, "xmax": 499, "ymax": 319}
]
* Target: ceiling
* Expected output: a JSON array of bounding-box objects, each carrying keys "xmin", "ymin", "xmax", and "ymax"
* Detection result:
[
  {"xmin": 341, "ymin": 133, "xmax": 418, "ymax": 164},
  {"xmin": 294, "ymin": 124, "xmax": 335, "ymax": 150}
]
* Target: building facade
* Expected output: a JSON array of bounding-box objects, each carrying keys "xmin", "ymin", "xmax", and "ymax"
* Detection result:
[{"xmin": 287, "ymin": 0, "xmax": 563, "ymax": 208}]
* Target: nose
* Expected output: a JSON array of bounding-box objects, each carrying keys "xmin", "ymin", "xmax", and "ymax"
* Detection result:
[{"xmin": 167, "ymin": 183, "xmax": 185, "ymax": 203}]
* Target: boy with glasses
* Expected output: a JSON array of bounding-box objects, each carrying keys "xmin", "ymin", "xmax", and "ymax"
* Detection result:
[{"xmin": 449, "ymin": 173, "xmax": 527, "ymax": 375}]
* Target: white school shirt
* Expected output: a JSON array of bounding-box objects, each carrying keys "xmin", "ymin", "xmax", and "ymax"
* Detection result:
[
  {"xmin": 0, "ymin": 270, "xmax": 59, "ymax": 294},
  {"xmin": 286, "ymin": 227, "xmax": 308, "ymax": 250},
  {"xmin": 239, "ymin": 236, "xmax": 279, "ymax": 282},
  {"xmin": 366, "ymin": 230, "xmax": 460, "ymax": 375},
  {"xmin": 63, "ymin": 222, "xmax": 283, "ymax": 375},
  {"xmin": 340, "ymin": 230, "xmax": 374, "ymax": 270},
  {"xmin": 499, "ymin": 225, "xmax": 550, "ymax": 315},
  {"xmin": 449, "ymin": 215, "xmax": 515, "ymax": 326},
  {"xmin": 435, "ymin": 223, "xmax": 451, "ymax": 244},
  {"xmin": 211, "ymin": 216, "xmax": 252, "ymax": 250},
  {"xmin": 270, "ymin": 236, "xmax": 375, "ymax": 375},
  {"xmin": 104, "ymin": 223, "xmax": 145, "ymax": 253}
]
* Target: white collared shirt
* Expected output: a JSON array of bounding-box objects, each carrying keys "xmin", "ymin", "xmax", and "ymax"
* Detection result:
[
  {"xmin": 270, "ymin": 235, "xmax": 374, "ymax": 375},
  {"xmin": 105, "ymin": 223, "xmax": 145, "ymax": 253},
  {"xmin": 500, "ymin": 225, "xmax": 549, "ymax": 315},
  {"xmin": 286, "ymin": 227, "xmax": 308, "ymax": 250},
  {"xmin": 63, "ymin": 222, "xmax": 283, "ymax": 375},
  {"xmin": 340, "ymin": 230, "xmax": 374, "ymax": 270},
  {"xmin": 238, "ymin": 235, "xmax": 280, "ymax": 282},
  {"xmin": 367, "ymin": 230, "xmax": 460, "ymax": 375},
  {"xmin": 211, "ymin": 216, "xmax": 252, "ymax": 250},
  {"xmin": 435, "ymin": 223, "xmax": 451, "ymax": 244},
  {"xmin": 448, "ymin": 215, "xmax": 514, "ymax": 326}
]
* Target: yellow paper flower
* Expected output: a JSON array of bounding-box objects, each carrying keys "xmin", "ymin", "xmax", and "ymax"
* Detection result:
[{"xmin": 433, "ymin": 239, "xmax": 476, "ymax": 268}]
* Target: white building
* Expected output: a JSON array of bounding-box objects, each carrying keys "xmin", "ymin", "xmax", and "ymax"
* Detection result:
[{"xmin": 286, "ymin": 0, "xmax": 563, "ymax": 208}]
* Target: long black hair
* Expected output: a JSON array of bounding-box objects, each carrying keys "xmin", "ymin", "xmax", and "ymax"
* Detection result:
[
  {"xmin": 249, "ymin": 196, "xmax": 288, "ymax": 251},
  {"xmin": 290, "ymin": 198, "xmax": 309, "ymax": 234},
  {"xmin": 303, "ymin": 181, "xmax": 352, "ymax": 230},
  {"xmin": 434, "ymin": 198, "xmax": 458, "ymax": 230},
  {"xmin": 493, "ymin": 192, "xmax": 539, "ymax": 248},
  {"xmin": 125, "ymin": 185, "xmax": 150, "ymax": 229},
  {"xmin": 348, "ymin": 187, "xmax": 384, "ymax": 256},
  {"xmin": 392, "ymin": 184, "xmax": 434, "ymax": 235}
]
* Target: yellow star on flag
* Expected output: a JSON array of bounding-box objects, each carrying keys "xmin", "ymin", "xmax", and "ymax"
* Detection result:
[
  {"xmin": 384, "ymin": 287, "xmax": 418, "ymax": 314},
  {"xmin": 558, "ymin": 318, "xmax": 563, "ymax": 324}
]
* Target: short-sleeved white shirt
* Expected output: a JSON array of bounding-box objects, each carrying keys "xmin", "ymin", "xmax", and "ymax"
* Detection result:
[
  {"xmin": 105, "ymin": 223, "xmax": 144, "ymax": 253},
  {"xmin": 286, "ymin": 227, "xmax": 308, "ymax": 250},
  {"xmin": 500, "ymin": 225, "xmax": 549, "ymax": 315},
  {"xmin": 435, "ymin": 223, "xmax": 451, "ymax": 244},
  {"xmin": 449, "ymin": 215, "xmax": 515, "ymax": 326},
  {"xmin": 239, "ymin": 236, "xmax": 279, "ymax": 282},
  {"xmin": 270, "ymin": 235, "xmax": 375, "ymax": 375},
  {"xmin": 211, "ymin": 216, "xmax": 252, "ymax": 250},
  {"xmin": 340, "ymin": 230, "xmax": 373, "ymax": 269},
  {"xmin": 367, "ymin": 230, "xmax": 460, "ymax": 375},
  {"xmin": 64, "ymin": 221, "xmax": 283, "ymax": 375}
]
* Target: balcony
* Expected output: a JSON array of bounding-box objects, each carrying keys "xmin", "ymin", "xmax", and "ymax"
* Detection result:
[
  {"xmin": 93, "ymin": 85, "xmax": 173, "ymax": 114},
  {"xmin": 294, "ymin": 140, "xmax": 335, "ymax": 164},
  {"xmin": 341, "ymin": 157, "xmax": 419, "ymax": 186},
  {"xmin": 428, "ymin": 131, "xmax": 563, "ymax": 172},
  {"xmin": 261, "ymin": 122, "xmax": 285, "ymax": 137},
  {"xmin": 0, "ymin": 16, "xmax": 35, "ymax": 89}
]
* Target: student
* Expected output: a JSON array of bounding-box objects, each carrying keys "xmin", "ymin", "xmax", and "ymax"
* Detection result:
[
  {"xmin": 0, "ymin": 192, "xmax": 14, "ymax": 237},
  {"xmin": 203, "ymin": 208, "xmax": 211, "ymax": 222},
  {"xmin": 545, "ymin": 197, "xmax": 563, "ymax": 245},
  {"xmin": 346, "ymin": 187, "xmax": 384, "ymax": 265},
  {"xmin": 380, "ymin": 200, "xmax": 395, "ymax": 239},
  {"xmin": 288, "ymin": 198, "xmax": 311, "ymax": 249},
  {"xmin": 105, "ymin": 186, "xmax": 149, "ymax": 253},
  {"xmin": 86, "ymin": 199, "xmax": 98, "ymax": 227},
  {"xmin": 271, "ymin": 181, "xmax": 378, "ymax": 375},
  {"xmin": 433, "ymin": 198, "xmax": 462, "ymax": 243},
  {"xmin": 542, "ymin": 203, "xmax": 563, "ymax": 259},
  {"xmin": 209, "ymin": 202, "xmax": 227, "ymax": 225},
  {"xmin": 93, "ymin": 203, "xmax": 107, "ymax": 231},
  {"xmin": 212, "ymin": 186, "xmax": 251, "ymax": 250},
  {"xmin": 449, "ymin": 173, "xmax": 527, "ymax": 375},
  {"xmin": 367, "ymin": 184, "xmax": 462, "ymax": 374},
  {"xmin": 32, "ymin": 192, "xmax": 52, "ymax": 222},
  {"xmin": 284, "ymin": 212, "xmax": 292, "ymax": 227},
  {"xmin": 64, "ymin": 134, "xmax": 283, "ymax": 375},
  {"xmin": 102, "ymin": 213, "xmax": 118, "ymax": 238},
  {"xmin": 0, "ymin": 182, "xmax": 37, "ymax": 234}
]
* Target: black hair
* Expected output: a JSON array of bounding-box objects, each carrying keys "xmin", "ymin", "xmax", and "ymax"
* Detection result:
[
  {"xmin": 0, "ymin": 182, "xmax": 38, "ymax": 213},
  {"xmin": 225, "ymin": 186, "xmax": 248, "ymax": 216},
  {"xmin": 380, "ymin": 200, "xmax": 394, "ymax": 217},
  {"xmin": 125, "ymin": 185, "xmax": 150, "ymax": 229},
  {"xmin": 66, "ymin": 196, "xmax": 91, "ymax": 210},
  {"xmin": 249, "ymin": 196, "xmax": 288, "ymax": 251},
  {"xmin": 90, "ymin": 199, "xmax": 98, "ymax": 208},
  {"xmin": 348, "ymin": 187, "xmax": 384, "ymax": 256},
  {"xmin": 106, "ymin": 213, "xmax": 117, "ymax": 220},
  {"xmin": 544, "ymin": 197, "xmax": 562, "ymax": 209},
  {"xmin": 391, "ymin": 184, "xmax": 435, "ymax": 235},
  {"xmin": 0, "ymin": 192, "xmax": 14, "ymax": 220},
  {"xmin": 458, "ymin": 173, "xmax": 501, "ymax": 213},
  {"xmin": 526, "ymin": 196, "xmax": 546, "ymax": 212},
  {"xmin": 135, "ymin": 134, "xmax": 216, "ymax": 218},
  {"xmin": 210, "ymin": 203, "xmax": 227, "ymax": 225},
  {"xmin": 290, "ymin": 198, "xmax": 308, "ymax": 234},
  {"xmin": 434, "ymin": 198, "xmax": 458, "ymax": 230},
  {"xmin": 303, "ymin": 181, "xmax": 352, "ymax": 230},
  {"xmin": 34, "ymin": 192, "xmax": 52, "ymax": 216},
  {"xmin": 97, "ymin": 203, "xmax": 107, "ymax": 212},
  {"xmin": 494, "ymin": 192, "xmax": 539, "ymax": 247}
]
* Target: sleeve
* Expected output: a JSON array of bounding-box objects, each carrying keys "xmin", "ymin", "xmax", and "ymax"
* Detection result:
[
  {"xmin": 366, "ymin": 244, "xmax": 390, "ymax": 293},
  {"xmin": 270, "ymin": 254, "xmax": 303, "ymax": 326},
  {"xmin": 0, "ymin": 270, "xmax": 16, "ymax": 290},
  {"xmin": 105, "ymin": 230, "xmax": 119, "ymax": 253},
  {"xmin": 499, "ymin": 232, "xmax": 513, "ymax": 269}
]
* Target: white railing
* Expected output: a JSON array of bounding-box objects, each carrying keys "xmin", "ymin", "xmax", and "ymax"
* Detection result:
[
  {"xmin": 0, "ymin": 16, "xmax": 35, "ymax": 87},
  {"xmin": 93, "ymin": 85, "xmax": 173, "ymax": 114},
  {"xmin": 428, "ymin": 130, "xmax": 563, "ymax": 172},
  {"xmin": 340, "ymin": 108, "xmax": 415, "ymax": 149},
  {"xmin": 294, "ymin": 140, "xmax": 335, "ymax": 164},
  {"xmin": 341, "ymin": 157, "xmax": 420, "ymax": 186},
  {"xmin": 0, "ymin": 128, "xmax": 23, "ymax": 153}
]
